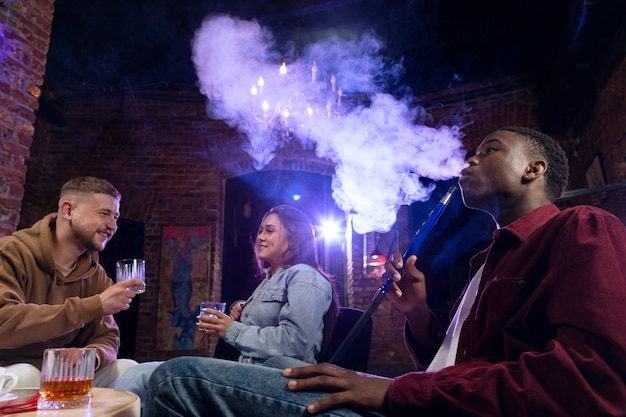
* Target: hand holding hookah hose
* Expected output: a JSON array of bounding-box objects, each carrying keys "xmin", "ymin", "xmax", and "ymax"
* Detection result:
[{"xmin": 329, "ymin": 186, "xmax": 458, "ymax": 365}]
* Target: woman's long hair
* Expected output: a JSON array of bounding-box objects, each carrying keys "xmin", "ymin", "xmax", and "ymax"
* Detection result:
[{"xmin": 252, "ymin": 204, "xmax": 339, "ymax": 357}]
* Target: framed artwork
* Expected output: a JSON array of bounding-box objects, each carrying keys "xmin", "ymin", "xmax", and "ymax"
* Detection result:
[
  {"xmin": 156, "ymin": 226, "xmax": 211, "ymax": 351},
  {"xmin": 585, "ymin": 154, "xmax": 606, "ymax": 188}
]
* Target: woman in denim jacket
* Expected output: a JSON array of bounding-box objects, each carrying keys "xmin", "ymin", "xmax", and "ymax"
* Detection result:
[
  {"xmin": 113, "ymin": 205, "xmax": 339, "ymax": 402},
  {"xmin": 200, "ymin": 204, "xmax": 339, "ymax": 365}
]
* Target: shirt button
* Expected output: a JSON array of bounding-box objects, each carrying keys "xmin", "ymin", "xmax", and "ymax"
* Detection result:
[{"xmin": 518, "ymin": 280, "xmax": 527, "ymax": 289}]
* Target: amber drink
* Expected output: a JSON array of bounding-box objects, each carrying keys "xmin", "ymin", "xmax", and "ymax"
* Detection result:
[{"xmin": 37, "ymin": 348, "xmax": 96, "ymax": 409}]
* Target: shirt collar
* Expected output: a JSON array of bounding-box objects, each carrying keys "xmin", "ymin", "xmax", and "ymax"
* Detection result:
[
  {"xmin": 470, "ymin": 204, "xmax": 561, "ymax": 272},
  {"xmin": 498, "ymin": 204, "xmax": 561, "ymax": 242}
]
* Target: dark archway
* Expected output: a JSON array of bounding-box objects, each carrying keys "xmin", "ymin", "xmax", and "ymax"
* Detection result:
[{"xmin": 100, "ymin": 218, "xmax": 145, "ymax": 359}]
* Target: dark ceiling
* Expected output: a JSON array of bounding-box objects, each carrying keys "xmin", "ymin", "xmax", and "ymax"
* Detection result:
[{"xmin": 44, "ymin": 0, "xmax": 626, "ymax": 135}]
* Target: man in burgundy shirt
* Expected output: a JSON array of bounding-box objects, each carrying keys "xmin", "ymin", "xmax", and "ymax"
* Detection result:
[{"xmin": 145, "ymin": 127, "xmax": 626, "ymax": 416}]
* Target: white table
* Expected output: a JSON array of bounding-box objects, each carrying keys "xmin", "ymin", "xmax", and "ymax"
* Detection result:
[{"xmin": 2, "ymin": 387, "xmax": 140, "ymax": 417}]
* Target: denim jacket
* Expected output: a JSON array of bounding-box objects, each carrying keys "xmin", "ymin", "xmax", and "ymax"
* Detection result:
[{"xmin": 224, "ymin": 263, "xmax": 332, "ymax": 364}]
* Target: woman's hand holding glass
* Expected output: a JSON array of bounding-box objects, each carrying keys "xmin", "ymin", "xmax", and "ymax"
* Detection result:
[{"xmin": 197, "ymin": 303, "xmax": 233, "ymax": 337}]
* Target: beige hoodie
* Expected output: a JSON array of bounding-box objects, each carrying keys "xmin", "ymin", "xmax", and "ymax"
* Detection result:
[{"xmin": 0, "ymin": 213, "xmax": 119, "ymax": 370}]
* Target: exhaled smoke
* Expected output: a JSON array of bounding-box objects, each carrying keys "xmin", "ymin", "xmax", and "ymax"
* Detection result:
[{"xmin": 191, "ymin": 14, "xmax": 467, "ymax": 233}]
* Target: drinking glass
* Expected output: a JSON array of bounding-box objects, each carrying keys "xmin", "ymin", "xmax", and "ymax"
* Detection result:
[
  {"xmin": 37, "ymin": 347, "xmax": 96, "ymax": 410},
  {"xmin": 199, "ymin": 301, "xmax": 226, "ymax": 317},
  {"xmin": 115, "ymin": 258, "xmax": 146, "ymax": 294},
  {"xmin": 199, "ymin": 301, "xmax": 226, "ymax": 333}
]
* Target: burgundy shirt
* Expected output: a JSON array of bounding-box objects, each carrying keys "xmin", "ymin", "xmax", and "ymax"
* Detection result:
[{"xmin": 388, "ymin": 204, "xmax": 626, "ymax": 416}]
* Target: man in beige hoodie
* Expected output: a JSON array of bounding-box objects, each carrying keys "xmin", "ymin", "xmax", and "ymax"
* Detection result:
[{"xmin": 0, "ymin": 176, "xmax": 144, "ymax": 388}]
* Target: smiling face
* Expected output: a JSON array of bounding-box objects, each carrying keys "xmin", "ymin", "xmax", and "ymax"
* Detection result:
[
  {"xmin": 458, "ymin": 130, "xmax": 534, "ymax": 213},
  {"xmin": 65, "ymin": 193, "xmax": 120, "ymax": 252},
  {"xmin": 255, "ymin": 213, "xmax": 291, "ymax": 273}
]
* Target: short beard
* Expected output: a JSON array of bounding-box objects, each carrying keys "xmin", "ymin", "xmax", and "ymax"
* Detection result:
[{"xmin": 70, "ymin": 219, "xmax": 106, "ymax": 252}]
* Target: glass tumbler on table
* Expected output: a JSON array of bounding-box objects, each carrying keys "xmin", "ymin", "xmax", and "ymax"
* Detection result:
[{"xmin": 37, "ymin": 347, "xmax": 96, "ymax": 410}]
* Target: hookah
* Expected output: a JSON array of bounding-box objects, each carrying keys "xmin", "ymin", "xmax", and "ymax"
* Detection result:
[{"xmin": 329, "ymin": 186, "xmax": 458, "ymax": 365}]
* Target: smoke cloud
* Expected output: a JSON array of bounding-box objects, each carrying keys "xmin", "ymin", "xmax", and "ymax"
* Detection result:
[{"xmin": 191, "ymin": 14, "xmax": 467, "ymax": 233}]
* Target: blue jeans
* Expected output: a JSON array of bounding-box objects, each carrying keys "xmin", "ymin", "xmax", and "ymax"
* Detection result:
[
  {"xmin": 111, "ymin": 360, "xmax": 162, "ymax": 403},
  {"xmin": 144, "ymin": 357, "xmax": 384, "ymax": 417},
  {"xmin": 112, "ymin": 357, "xmax": 315, "ymax": 405}
]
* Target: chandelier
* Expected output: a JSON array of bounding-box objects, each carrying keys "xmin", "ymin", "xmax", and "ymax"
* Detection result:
[{"xmin": 249, "ymin": 60, "xmax": 344, "ymax": 136}]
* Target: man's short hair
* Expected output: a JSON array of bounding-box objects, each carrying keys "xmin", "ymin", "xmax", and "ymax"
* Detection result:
[
  {"xmin": 500, "ymin": 126, "xmax": 569, "ymax": 201},
  {"xmin": 60, "ymin": 176, "xmax": 121, "ymax": 200}
]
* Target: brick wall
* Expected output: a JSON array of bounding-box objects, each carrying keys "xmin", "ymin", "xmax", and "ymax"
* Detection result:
[
  {"xmin": 23, "ymin": 86, "xmax": 232, "ymax": 360},
  {"xmin": 0, "ymin": 0, "xmax": 53, "ymax": 236},
  {"xmin": 574, "ymin": 57, "xmax": 626, "ymax": 188}
]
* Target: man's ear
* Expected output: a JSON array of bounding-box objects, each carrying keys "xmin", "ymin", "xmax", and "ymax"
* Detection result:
[
  {"xmin": 523, "ymin": 160, "xmax": 547, "ymax": 181},
  {"xmin": 60, "ymin": 200, "xmax": 73, "ymax": 218}
]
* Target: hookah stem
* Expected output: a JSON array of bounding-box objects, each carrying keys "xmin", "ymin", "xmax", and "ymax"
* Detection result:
[
  {"xmin": 329, "ymin": 185, "xmax": 458, "ymax": 365},
  {"xmin": 378, "ymin": 185, "xmax": 458, "ymax": 295}
]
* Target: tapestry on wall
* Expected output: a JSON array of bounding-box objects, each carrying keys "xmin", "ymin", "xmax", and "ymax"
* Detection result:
[{"xmin": 156, "ymin": 226, "xmax": 211, "ymax": 351}]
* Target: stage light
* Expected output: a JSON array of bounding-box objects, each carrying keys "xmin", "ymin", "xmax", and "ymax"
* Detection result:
[{"xmin": 317, "ymin": 220, "xmax": 341, "ymax": 241}]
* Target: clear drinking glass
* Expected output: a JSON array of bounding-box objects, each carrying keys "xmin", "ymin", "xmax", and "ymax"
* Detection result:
[
  {"xmin": 37, "ymin": 347, "xmax": 96, "ymax": 410},
  {"xmin": 199, "ymin": 301, "xmax": 226, "ymax": 333},
  {"xmin": 199, "ymin": 301, "xmax": 226, "ymax": 317},
  {"xmin": 115, "ymin": 258, "xmax": 146, "ymax": 294}
]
